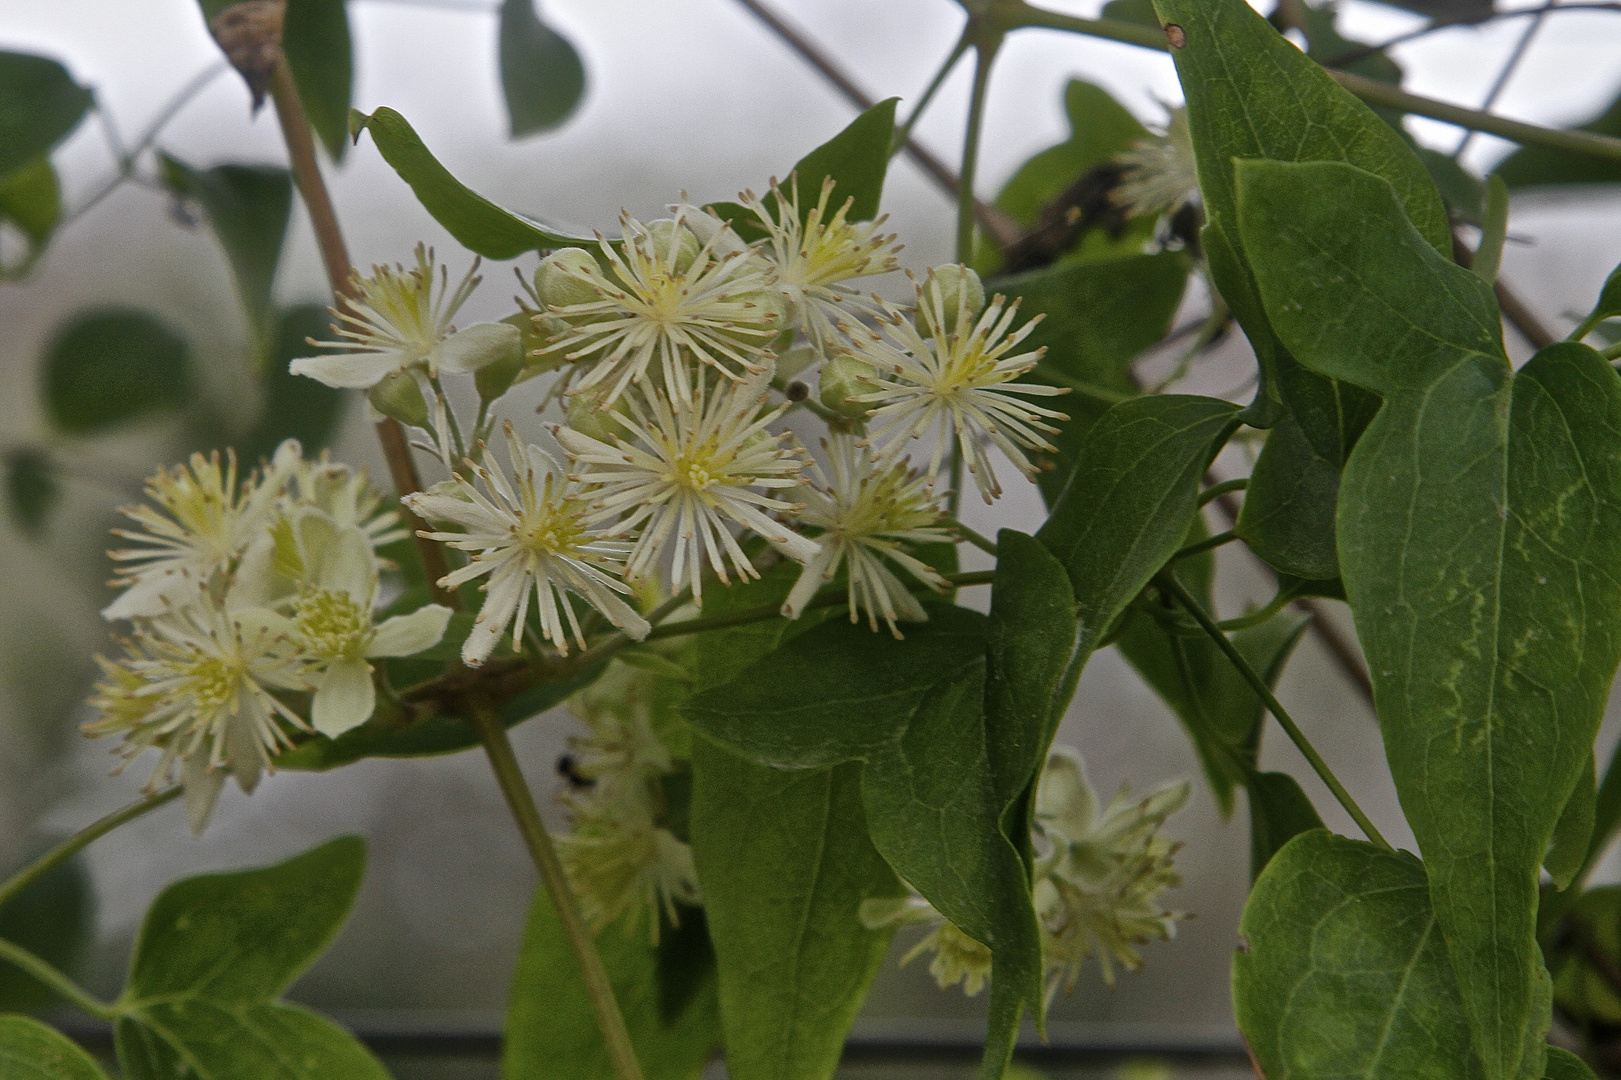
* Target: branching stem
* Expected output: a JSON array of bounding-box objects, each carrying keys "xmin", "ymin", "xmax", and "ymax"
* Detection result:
[{"xmin": 0, "ymin": 939, "xmax": 117, "ymax": 1021}]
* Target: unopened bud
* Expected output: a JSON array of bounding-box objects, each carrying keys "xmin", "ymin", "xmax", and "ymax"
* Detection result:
[
  {"xmin": 368, "ymin": 370, "xmax": 430, "ymax": 428},
  {"xmin": 776, "ymin": 343, "xmax": 819, "ymax": 381},
  {"xmin": 819, "ymin": 353, "xmax": 877, "ymax": 419},
  {"xmin": 925, "ymin": 264, "xmax": 985, "ymax": 336},
  {"xmin": 475, "ymin": 338, "xmax": 525, "ymax": 403},
  {"xmin": 533, "ymin": 248, "xmax": 602, "ymax": 311},
  {"xmin": 640, "ymin": 219, "xmax": 703, "ymax": 275},
  {"xmin": 565, "ymin": 389, "xmax": 630, "ymax": 444}
]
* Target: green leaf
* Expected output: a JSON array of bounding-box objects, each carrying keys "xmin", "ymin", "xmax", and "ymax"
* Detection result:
[
  {"xmin": 4, "ymin": 447, "xmax": 57, "ymax": 538},
  {"xmin": 499, "ymin": 0, "xmax": 587, "ymax": 138},
  {"xmin": 1234, "ymin": 830, "xmax": 1487, "ymax": 1080},
  {"xmin": 1548, "ymin": 886, "xmax": 1621, "ymax": 1026},
  {"xmin": 0, "ymin": 852, "xmax": 91, "ymax": 1013},
  {"xmin": 283, "ymin": 0, "xmax": 353, "ymax": 162},
  {"xmin": 1543, "ymin": 1048, "xmax": 1598, "ymax": 1080},
  {"xmin": 1571, "ymin": 260, "xmax": 1621, "ymax": 341},
  {"xmin": 1237, "ymin": 157, "xmax": 1621, "ymax": 1080},
  {"xmin": 995, "ymin": 252, "xmax": 1191, "ymax": 504},
  {"xmin": 351, "ymin": 107, "xmax": 593, "ymax": 258},
  {"xmin": 0, "ymin": 1015, "xmax": 109, "ymax": 1079},
  {"xmin": 1245, "ymin": 771, "xmax": 1324, "ymax": 881},
  {"xmin": 994, "ymin": 78, "xmax": 1145, "ymax": 222},
  {"xmin": 1496, "ymin": 90, "xmax": 1621, "ymax": 189},
  {"xmin": 0, "ymin": 53, "xmax": 92, "ymax": 180},
  {"xmin": 159, "ymin": 156, "xmax": 292, "ymax": 340},
  {"xmin": 1152, "ymin": 0, "xmax": 1447, "ymax": 412},
  {"xmin": 786, "ymin": 98, "xmax": 897, "ymax": 226},
  {"xmin": 113, "ymin": 1018, "xmax": 191, "ymax": 1080},
  {"xmin": 121, "ymin": 1003, "xmax": 387, "ymax": 1080},
  {"xmin": 1037, "ymin": 394, "xmax": 1240, "ymax": 655},
  {"xmin": 1545, "ymin": 757, "xmax": 1596, "ymax": 892},
  {"xmin": 42, "ymin": 309, "xmax": 193, "ymax": 435},
  {"xmin": 235, "ymin": 304, "xmax": 348, "ymax": 465},
  {"xmin": 690, "ymin": 743, "xmax": 901, "ymax": 1080},
  {"xmin": 505, "ymin": 896, "xmax": 720, "ymax": 1080},
  {"xmin": 0, "ymin": 158, "xmax": 61, "ymax": 276}
]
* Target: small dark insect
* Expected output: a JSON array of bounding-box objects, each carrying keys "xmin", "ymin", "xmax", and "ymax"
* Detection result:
[
  {"xmin": 1165, "ymin": 23, "xmax": 1187, "ymax": 48},
  {"xmin": 785, "ymin": 381, "xmax": 809, "ymax": 402},
  {"xmin": 556, "ymin": 754, "xmax": 595, "ymax": 790}
]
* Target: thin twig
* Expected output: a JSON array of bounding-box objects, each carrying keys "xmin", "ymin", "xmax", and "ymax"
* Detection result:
[
  {"xmin": 0, "ymin": 788, "xmax": 180, "ymax": 914},
  {"xmin": 1321, "ymin": 2, "xmax": 1621, "ymax": 69},
  {"xmin": 0, "ymin": 939, "xmax": 117, "ymax": 1021},
  {"xmin": 1452, "ymin": 1, "xmax": 1557, "ymax": 159}
]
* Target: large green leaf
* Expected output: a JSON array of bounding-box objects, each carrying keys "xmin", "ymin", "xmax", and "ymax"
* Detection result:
[
  {"xmin": 499, "ymin": 0, "xmax": 587, "ymax": 138},
  {"xmin": 690, "ymin": 744, "xmax": 900, "ymax": 1080},
  {"xmin": 1237, "ymin": 158, "xmax": 1621, "ymax": 1080},
  {"xmin": 1234, "ymin": 830, "xmax": 1487, "ymax": 1080},
  {"xmin": 114, "ymin": 838, "xmax": 385, "ymax": 1080},
  {"xmin": 681, "ymin": 607, "xmax": 1041, "ymax": 1080},
  {"xmin": 0, "ymin": 158, "xmax": 61, "ymax": 277},
  {"xmin": 786, "ymin": 98, "xmax": 896, "ymax": 226},
  {"xmin": 1152, "ymin": 0, "xmax": 1446, "ymax": 415},
  {"xmin": 234, "ymin": 304, "xmax": 348, "ymax": 465},
  {"xmin": 0, "ymin": 853, "xmax": 91, "ymax": 1013},
  {"xmin": 996, "ymin": 80, "xmax": 1146, "ymax": 227},
  {"xmin": 283, "ymin": 0, "xmax": 352, "ymax": 161},
  {"xmin": 0, "ymin": 1015, "xmax": 109, "ymax": 1080},
  {"xmin": 1544, "ymin": 1048, "xmax": 1598, "ymax": 1080},
  {"xmin": 504, "ymin": 896, "xmax": 720, "ymax": 1080},
  {"xmin": 0, "ymin": 53, "xmax": 92, "ymax": 180},
  {"xmin": 994, "ymin": 251, "xmax": 1191, "ymax": 504},
  {"xmin": 351, "ymin": 107, "xmax": 592, "ymax": 258},
  {"xmin": 159, "ymin": 156, "xmax": 292, "ymax": 341},
  {"xmin": 42, "ymin": 309, "xmax": 194, "ymax": 435}
]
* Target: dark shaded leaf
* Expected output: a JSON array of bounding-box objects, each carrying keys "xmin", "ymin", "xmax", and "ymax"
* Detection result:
[
  {"xmin": 43, "ymin": 309, "xmax": 193, "ymax": 435},
  {"xmin": 283, "ymin": 0, "xmax": 353, "ymax": 161},
  {"xmin": 1548, "ymin": 886, "xmax": 1621, "ymax": 1027},
  {"xmin": 0, "ymin": 853, "xmax": 91, "ymax": 1012},
  {"xmin": 1547, "ymin": 759, "xmax": 1597, "ymax": 892},
  {"xmin": 499, "ymin": 0, "xmax": 587, "ymax": 138},
  {"xmin": 4, "ymin": 447, "xmax": 57, "ymax": 538},
  {"xmin": 0, "ymin": 52, "xmax": 92, "ymax": 180},
  {"xmin": 1245, "ymin": 771, "xmax": 1324, "ymax": 880},
  {"xmin": 1544, "ymin": 1048, "xmax": 1598, "ymax": 1080},
  {"xmin": 1235, "ymin": 830, "xmax": 1487, "ymax": 1080},
  {"xmin": 0, "ymin": 1015, "xmax": 109, "ymax": 1079},
  {"xmin": 0, "ymin": 158, "xmax": 61, "ymax": 276},
  {"xmin": 235, "ymin": 304, "xmax": 348, "ymax": 464},
  {"xmin": 690, "ymin": 744, "xmax": 900, "ymax": 1080},
  {"xmin": 351, "ymin": 107, "xmax": 593, "ymax": 258},
  {"xmin": 786, "ymin": 98, "xmax": 897, "ymax": 226}
]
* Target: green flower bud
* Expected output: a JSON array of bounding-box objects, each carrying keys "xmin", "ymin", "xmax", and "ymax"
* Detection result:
[
  {"xmin": 925, "ymin": 264, "xmax": 985, "ymax": 336},
  {"xmin": 640, "ymin": 218, "xmax": 703, "ymax": 275},
  {"xmin": 776, "ymin": 343, "xmax": 820, "ymax": 381},
  {"xmin": 368, "ymin": 370, "xmax": 429, "ymax": 427},
  {"xmin": 819, "ymin": 353, "xmax": 878, "ymax": 420},
  {"xmin": 565, "ymin": 389, "xmax": 631, "ymax": 444},
  {"xmin": 475, "ymin": 335, "xmax": 525, "ymax": 403},
  {"xmin": 533, "ymin": 248, "xmax": 602, "ymax": 311}
]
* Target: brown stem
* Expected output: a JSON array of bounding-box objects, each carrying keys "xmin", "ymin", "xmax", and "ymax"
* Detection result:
[{"xmin": 266, "ymin": 58, "xmax": 457, "ymax": 608}]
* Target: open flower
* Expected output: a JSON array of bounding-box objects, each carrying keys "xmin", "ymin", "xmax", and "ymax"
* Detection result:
[
  {"xmin": 86, "ymin": 585, "xmax": 311, "ymax": 833},
  {"xmin": 552, "ymin": 373, "xmax": 818, "ymax": 606},
  {"xmin": 1113, "ymin": 107, "xmax": 1200, "ymax": 221},
  {"xmin": 860, "ymin": 894, "xmax": 993, "ymax": 997},
  {"xmin": 556, "ymin": 782, "xmax": 701, "ymax": 945},
  {"xmin": 532, "ymin": 211, "xmax": 784, "ymax": 406},
  {"xmin": 781, "ymin": 434, "xmax": 950, "ymax": 637},
  {"xmin": 276, "ymin": 512, "xmax": 450, "ymax": 736},
  {"xmin": 289, "ymin": 244, "xmax": 520, "ymax": 389},
  {"xmin": 103, "ymin": 445, "xmax": 293, "ymax": 621},
  {"xmin": 853, "ymin": 267, "xmax": 1069, "ymax": 503},
  {"xmin": 405, "ymin": 423, "xmax": 651, "ymax": 665},
  {"xmin": 282, "ymin": 451, "xmax": 410, "ymax": 551},
  {"xmin": 740, "ymin": 175, "xmax": 900, "ymax": 351}
]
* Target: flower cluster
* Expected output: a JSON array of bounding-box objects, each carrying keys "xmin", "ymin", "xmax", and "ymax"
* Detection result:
[
  {"xmin": 862, "ymin": 746, "xmax": 1187, "ymax": 1000},
  {"xmin": 288, "ymin": 177, "xmax": 1069, "ymax": 658},
  {"xmin": 88, "ymin": 443, "xmax": 451, "ymax": 831}
]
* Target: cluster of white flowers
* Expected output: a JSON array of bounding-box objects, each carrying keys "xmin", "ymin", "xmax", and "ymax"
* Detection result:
[
  {"xmin": 88, "ymin": 443, "xmax": 451, "ymax": 831},
  {"xmin": 861, "ymin": 746, "xmax": 1187, "ymax": 1000},
  {"xmin": 285, "ymin": 176, "xmax": 1069, "ymax": 665}
]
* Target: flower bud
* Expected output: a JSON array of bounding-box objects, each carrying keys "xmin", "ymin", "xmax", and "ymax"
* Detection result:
[
  {"xmin": 564, "ymin": 388, "xmax": 631, "ymax": 444},
  {"xmin": 925, "ymin": 264, "xmax": 985, "ymax": 336},
  {"xmin": 819, "ymin": 353, "xmax": 877, "ymax": 419},
  {"xmin": 640, "ymin": 218, "xmax": 703, "ymax": 275},
  {"xmin": 533, "ymin": 248, "xmax": 602, "ymax": 311},
  {"xmin": 776, "ymin": 343, "xmax": 820, "ymax": 381},
  {"xmin": 475, "ymin": 337, "xmax": 525, "ymax": 403},
  {"xmin": 368, "ymin": 370, "xmax": 430, "ymax": 428}
]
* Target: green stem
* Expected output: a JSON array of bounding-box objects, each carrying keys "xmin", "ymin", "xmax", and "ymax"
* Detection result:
[
  {"xmin": 1008, "ymin": 4, "xmax": 1621, "ymax": 166},
  {"xmin": 471, "ymin": 705, "xmax": 645, "ymax": 1080},
  {"xmin": 0, "ymin": 788, "xmax": 181, "ymax": 913},
  {"xmin": 1216, "ymin": 589, "xmax": 1296, "ymax": 632},
  {"xmin": 955, "ymin": 39, "xmax": 1000, "ymax": 264},
  {"xmin": 0, "ymin": 939, "xmax": 117, "ymax": 1020},
  {"xmin": 1198, "ymin": 477, "xmax": 1248, "ymax": 507},
  {"xmin": 946, "ymin": 518, "xmax": 999, "ymax": 555},
  {"xmin": 1170, "ymin": 529, "xmax": 1238, "ymax": 563},
  {"xmin": 1159, "ymin": 574, "xmax": 1393, "ymax": 852},
  {"xmin": 894, "ymin": 34, "xmax": 972, "ymax": 155}
]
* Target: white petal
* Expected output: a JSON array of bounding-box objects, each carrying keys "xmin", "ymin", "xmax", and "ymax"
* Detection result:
[
  {"xmin": 368, "ymin": 604, "xmax": 453, "ymax": 657},
  {"xmin": 101, "ymin": 567, "xmax": 197, "ymax": 621},
  {"xmin": 290, "ymin": 350, "xmax": 407, "ymax": 389},
  {"xmin": 229, "ymin": 533, "xmax": 280, "ymax": 610},
  {"xmin": 433, "ymin": 321, "xmax": 521, "ymax": 374},
  {"xmin": 781, "ymin": 546, "xmax": 834, "ymax": 618},
  {"xmin": 312, "ymin": 658, "xmax": 377, "ymax": 737},
  {"xmin": 183, "ymin": 755, "xmax": 227, "ymax": 837}
]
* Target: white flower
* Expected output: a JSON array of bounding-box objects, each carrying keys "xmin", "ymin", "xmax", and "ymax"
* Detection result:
[
  {"xmin": 567, "ymin": 658, "xmax": 678, "ymax": 799},
  {"xmin": 85, "ymin": 585, "xmax": 311, "ymax": 833},
  {"xmin": 103, "ymin": 447, "xmax": 290, "ymax": 621},
  {"xmin": 556, "ymin": 781, "xmax": 700, "ymax": 945},
  {"xmin": 552, "ymin": 373, "xmax": 818, "ymax": 607},
  {"xmin": 533, "ymin": 211, "xmax": 784, "ymax": 406},
  {"xmin": 1033, "ymin": 747, "xmax": 1189, "ymax": 995},
  {"xmin": 1113, "ymin": 108, "xmax": 1200, "ymax": 221},
  {"xmin": 859, "ymin": 894, "xmax": 993, "ymax": 997},
  {"xmin": 282, "ymin": 450, "xmax": 410, "ymax": 550},
  {"xmin": 852, "ymin": 268, "xmax": 1069, "ymax": 503},
  {"xmin": 273, "ymin": 512, "xmax": 450, "ymax": 737},
  {"xmin": 740, "ymin": 175, "xmax": 900, "ymax": 351},
  {"xmin": 782, "ymin": 434, "xmax": 950, "ymax": 637},
  {"xmin": 404, "ymin": 423, "xmax": 651, "ymax": 666},
  {"xmin": 289, "ymin": 244, "xmax": 520, "ymax": 389}
]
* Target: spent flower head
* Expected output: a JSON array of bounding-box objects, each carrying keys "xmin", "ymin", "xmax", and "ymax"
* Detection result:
[
  {"xmin": 290, "ymin": 243, "xmax": 520, "ymax": 389},
  {"xmin": 781, "ymin": 434, "xmax": 950, "ymax": 637},
  {"xmin": 853, "ymin": 266, "xmax": 1069, "ymax": 502},
  {"xmin": 556, "ymin": 782, "xmax": 700, "ymax": 945},
  {"xmin": 1113, "ymin": 107, "xmax": 1200, "ymax": 222},
  {"xmin": 552, "ymin": 373, "xmax": 818, "ymax": 606},
  {"xmin": 405, "ymin": 423, "xmax": 651, "ymax": 665}
]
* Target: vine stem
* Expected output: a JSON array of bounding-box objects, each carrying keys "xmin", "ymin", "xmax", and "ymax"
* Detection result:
[
  {"xmin": 470, "ymin": 705, "xmax": 645, "ymax": 1080},
  {"xmin": 265, "ymin": 57, "xmax": 457, "ymax": 609},
  {"xmin": 0, "ymin": 939, "xmax": 117, "ymax": 1021},
  {"xmin": 1159, "ymin": 574, "xmax": 1393, "ymax": 853},
  {"xmin": 955, "ymin": 41, "xmax": 999, "ymax": 264},
  {"xmin": 0, "ymin": 788, "xmax": 180, "ymax": 913}
]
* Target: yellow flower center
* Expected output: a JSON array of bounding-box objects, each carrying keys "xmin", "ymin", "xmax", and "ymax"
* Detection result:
[
  {"xmin": 183, "ymin": 654, "xmax": 243, "ymax": 712},
  {"xmin": 518, "ymin": 499, "xmax": 587, "ymax": 556},
  {"xmin": 666, "ymin": 441, "xmax": 736, "ymax": 493},
  {"xmin": 295, "ymin": 589, "xmax": 372, "ymax": 658}
]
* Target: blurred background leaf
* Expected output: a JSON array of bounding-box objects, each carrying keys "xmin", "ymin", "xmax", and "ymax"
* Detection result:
[
  {"xmin": 0, "ymin": 159, "xmax": 61, "ymax": 278},
  {"xmin": 3, "ymin": 447, "xmax": 56, "ymax": 538},
  {"xmin": 43, "ymin": 308, "xmax": 194, "ymax": 436},
  {"xmin": 283, "ymin": 0, "xmax": 354, "ymax": 161},
  {"xmin": 498, "ymin": 0, "xmax": 586, "ymax": 139},
  {"xmin": 0, "ymin": 852, "xmax": 92, "ymax": 1014},
  {"xmin": 0, "ymin": 51, "xmax": 92, "ymax": 180}
]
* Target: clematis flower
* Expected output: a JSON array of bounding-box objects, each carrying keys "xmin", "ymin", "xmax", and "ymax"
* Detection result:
[
  {"xmin": 1112, "ymin": 108, "xmax": 1200, "ymax": 221},
  {"xmin": 289, "ymin": 244, "xmax": 519, "ymax": 389},
  {"xmin": 860, "ymin": 894, "xmax": 993, "ymax": 997}
]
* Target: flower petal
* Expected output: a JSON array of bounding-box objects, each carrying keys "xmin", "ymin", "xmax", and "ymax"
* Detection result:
[
  {"xmin": 290, "ymin": 350, "xmax": 407, "ymax": 389},
  {"xmin": 368, "ymin": 604, "xmax": 453, "ymax": 657},
  {"xmin": 312, "ymin": 658, "xmax": 377, "ymax": 737},
  {"xmin": 434, "ymin": 321, "xmax": 521, "ymax": 375}
]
